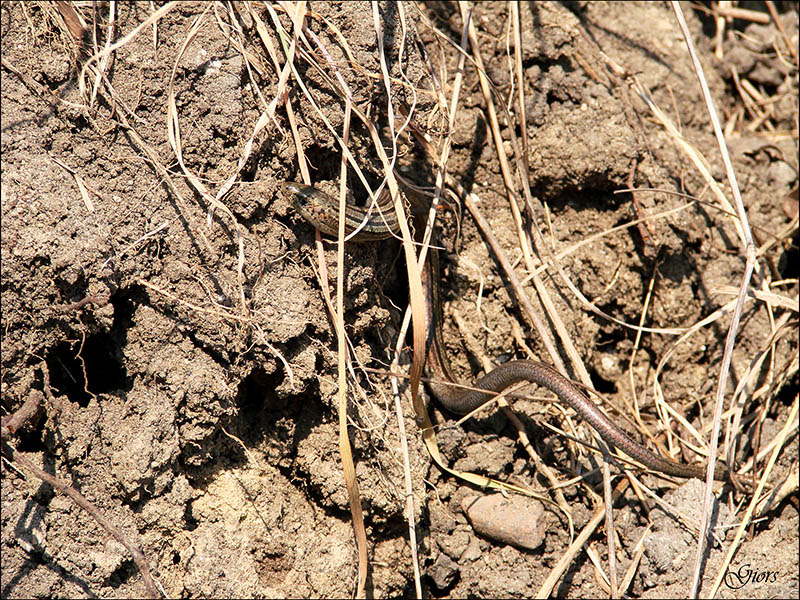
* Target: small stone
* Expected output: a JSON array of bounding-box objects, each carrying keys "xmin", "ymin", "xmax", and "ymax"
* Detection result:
[
  {"xmin": 462, "ymin": 494, "xmax": 545, "ymax": 550},
  {"xmin": 430, "ymin": 553, "xmax": 459, "ymax": 590}
]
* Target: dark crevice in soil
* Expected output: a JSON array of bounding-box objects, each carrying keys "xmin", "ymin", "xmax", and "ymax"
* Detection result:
[{"xmin": 44, "ymin": 332, "xmax": 127, "ymax": 406}]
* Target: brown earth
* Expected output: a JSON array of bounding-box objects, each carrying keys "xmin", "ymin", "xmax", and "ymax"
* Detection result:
[{"xmin": 2, "ymin": 2, "xmax": 797, "ymax": 598}]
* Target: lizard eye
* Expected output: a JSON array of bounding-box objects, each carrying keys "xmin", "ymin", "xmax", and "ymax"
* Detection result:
[{"xmin": 283, "ymin": 182, "xmax": 312, "ymax": 205}]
